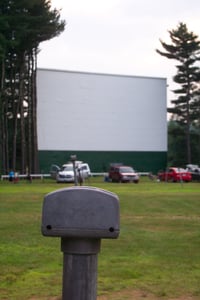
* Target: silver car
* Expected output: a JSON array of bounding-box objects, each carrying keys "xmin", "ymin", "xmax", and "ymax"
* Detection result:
[{"xmin": 56, "ymin": 163, "xmax": 91, "ymax": 183}]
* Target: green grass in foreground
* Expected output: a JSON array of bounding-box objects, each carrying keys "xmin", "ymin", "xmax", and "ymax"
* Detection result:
[{"xmin": 0, "ymin": 177, "xmax": 200, "ymax": 299}]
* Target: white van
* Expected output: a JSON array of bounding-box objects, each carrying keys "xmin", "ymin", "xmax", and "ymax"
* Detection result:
[{"xmin": 55, "ymin": 161, "xmax": 91, "ymax": 183}]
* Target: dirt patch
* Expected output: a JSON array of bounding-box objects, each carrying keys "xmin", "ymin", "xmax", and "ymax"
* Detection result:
[
  {"xmin": 98, "ymin": 289, "xmax": 156, "ymax": 300},
  {"xmin": 97, "ymin": 289, "xmax": 199, "ymax": 300},
  {"xmin": 29, "ymin": 289, "xmax": 199, "ymax": 300}
]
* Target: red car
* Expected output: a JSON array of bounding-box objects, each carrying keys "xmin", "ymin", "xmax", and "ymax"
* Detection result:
[
  {"xmin": 108, "ymin": 165, "xmax": 139, "ymax": 183},
  {"xmin": 158, "ymin": 167, "xmax": 192, "ymax": 182}
]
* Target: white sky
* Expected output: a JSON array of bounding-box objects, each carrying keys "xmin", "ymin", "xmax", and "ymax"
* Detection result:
[{"xmin": 37, "ymin": 0, "xmax": 200, "ymax": 107}]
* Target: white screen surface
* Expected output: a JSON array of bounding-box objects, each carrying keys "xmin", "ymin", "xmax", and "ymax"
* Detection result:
[{"xmin": 37, "ymin": 69, "xmax": 167, "ymax": 151}]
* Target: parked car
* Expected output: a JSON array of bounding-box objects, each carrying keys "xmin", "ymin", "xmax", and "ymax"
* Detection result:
[
  {"xmin": 186, "ymin": 164, "xmax": 200, "ymax": 181},
  {"xmin": 56, "ymin": 162, "xmax": 91, "ymax": 183},
  {"xmin": 108, "ymin": 164, "xmax": 139, "ymax": 183},
  {"xmin": 158, "ymin": 167, "xmax": 192, "ymax": 182}
]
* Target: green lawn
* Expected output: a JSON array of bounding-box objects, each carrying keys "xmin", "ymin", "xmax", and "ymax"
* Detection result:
[{"xmin": 0, "ymin": 177, "xmax": 200, "ymax": 299}]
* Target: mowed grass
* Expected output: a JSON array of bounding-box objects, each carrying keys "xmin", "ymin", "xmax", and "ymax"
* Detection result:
[{"xmin": 0, "ymin": 177, "xmax": 200, "ymax": 299}]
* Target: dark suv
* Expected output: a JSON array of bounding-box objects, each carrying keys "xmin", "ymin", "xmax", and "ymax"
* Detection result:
[{"xmin": 108, "ymin": 164, "xmax": 139, "ymax": 183}]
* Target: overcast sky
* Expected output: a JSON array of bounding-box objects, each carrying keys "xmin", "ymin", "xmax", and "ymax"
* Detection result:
[{"xmin": 37, "ymin": 0, "xmax": 200, "ymax": 104}]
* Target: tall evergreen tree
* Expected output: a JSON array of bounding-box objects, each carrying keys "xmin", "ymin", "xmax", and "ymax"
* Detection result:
[
  {"xmin": 0, "ymin": 0, "xmax": 65, "ymax": 174},
  {"xmin": 156, "ymin": 22, "xmax": 200, "ymax": 164}
]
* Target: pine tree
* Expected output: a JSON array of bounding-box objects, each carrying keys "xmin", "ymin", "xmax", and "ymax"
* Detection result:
[
  {"xmin": 156, "ymin": 22, "xmax": 200, "ymax": 164},
  {"xmin": 0, "ymin": 0, "xmax": 65, "ymax": 174}
]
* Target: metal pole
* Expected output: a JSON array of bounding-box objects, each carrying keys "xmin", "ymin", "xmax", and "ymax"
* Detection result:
[
  {"xmin": 42, "ymin": 187, "xmax": 120, "ymax": 300},
  {"xmin": 61, "ymin": 238, "xmax": 101, "ymax": 300},
  {"xmin": 72, "ymin": 160, "xmax": 78, "ymax": 186},
  {"xmin": 70, "ymin": 155, "xmax": 78, "ymax": 186}
]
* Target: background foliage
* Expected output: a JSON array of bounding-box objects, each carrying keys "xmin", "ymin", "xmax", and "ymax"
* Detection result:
[
  {"xmin": 157, "ymin": 23, "xmax": 200, "ymax": 166},
  {"xmin": 0, "ymin": 0, "xmax": 65, "ymax": 174}
]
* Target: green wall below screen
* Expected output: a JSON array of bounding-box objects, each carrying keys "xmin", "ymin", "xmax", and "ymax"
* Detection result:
[{"xmin": 38, "ymin": 150, "xmax": 167, "ymax": 174}]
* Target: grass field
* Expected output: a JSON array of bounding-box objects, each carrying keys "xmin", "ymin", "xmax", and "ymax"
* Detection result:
[{"xmin": 0, "ymin": 177, "xmax": 200, "ymax": 300}]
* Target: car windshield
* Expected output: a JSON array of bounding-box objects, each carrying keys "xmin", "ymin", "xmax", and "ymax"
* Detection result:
[
  {"xmin": 172, "ymin": 168, "xmax": 186, "ymax": 173},
  {"xmin": 119, "ymin": 167, "xmax": 134, "ymax": 173},
  {"xmin": 61, "ymin": 165, "xmax": 74, "ymax": 171}
]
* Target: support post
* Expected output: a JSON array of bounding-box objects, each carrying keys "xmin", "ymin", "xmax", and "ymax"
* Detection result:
[
  {"xmin": 41, "ymin": 187, "xmax": 120, "ymax": 300},
  {"xmin": 61, "ymin": 238, "xmax": 101, "ymax": 300}
]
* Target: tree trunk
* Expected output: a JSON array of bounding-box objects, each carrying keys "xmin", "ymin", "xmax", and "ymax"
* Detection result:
[
  {"xmin": 19, "ymin": 60, "xmax": 27, "ymax": 174},
  {"xmin": 186, "ymin": 123, "xmax": 191, "ymax": 164},
  {"xmin": 0, "ymin": 60, "xmax": 5, "ymax": 173},
  {"xmin": 186, "ymin": 89, "xmax": 191, "ymax": 164},
  {"xmin": 32, "ymin": 49, "xmax": 39, "ymax": 173}
]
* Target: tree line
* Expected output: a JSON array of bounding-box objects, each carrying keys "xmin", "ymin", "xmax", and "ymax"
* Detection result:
[
  {"xmin": 157, "ymin": 22, "xmax": 200, "ymax": 167},
  {"xmin": 0, "ymin": 0, "xmax": 65, "ymax": 175}
]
